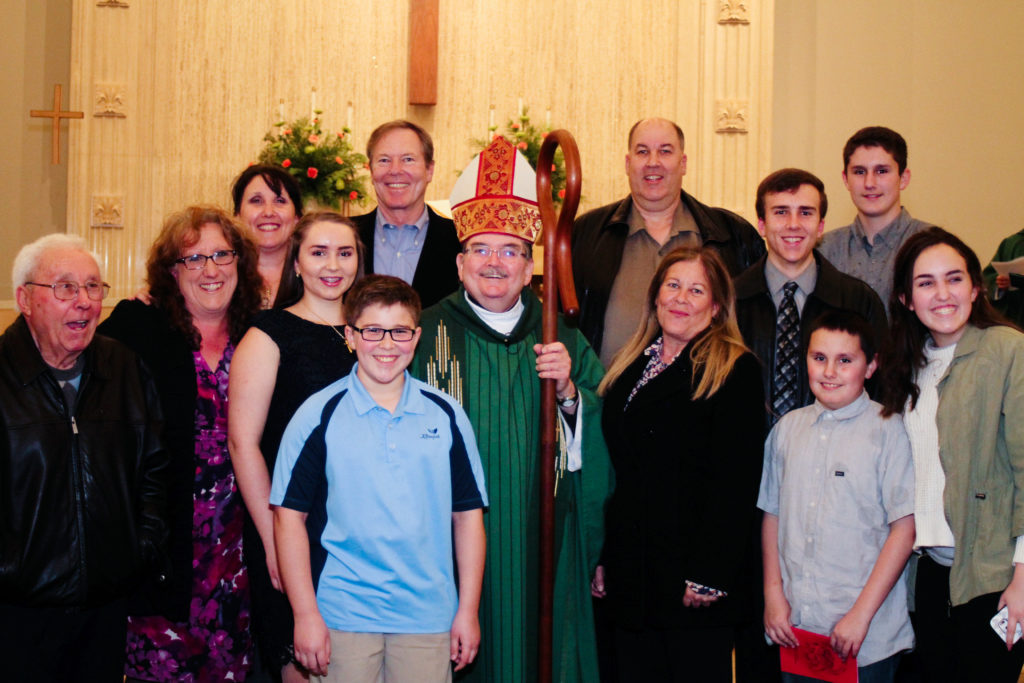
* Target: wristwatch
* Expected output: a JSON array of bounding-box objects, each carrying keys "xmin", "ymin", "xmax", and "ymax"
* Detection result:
[{"xmin": 557, "ymin": 389, "xmax": 578, "ymax": 407}]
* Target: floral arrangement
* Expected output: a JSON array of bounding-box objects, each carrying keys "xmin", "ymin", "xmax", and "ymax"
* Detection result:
[
  {"xmin": 470, "ymin": 107, "xmax": 568, "ymax": 206},
  {"xmin": 257, "ymin": 112, "xmax": 369, "ymax": 211}
]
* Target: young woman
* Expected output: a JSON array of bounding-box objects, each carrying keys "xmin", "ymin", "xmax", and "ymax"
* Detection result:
[
  {"xmin": 228, "ymin": 212, "xmax": 363, "ymax": 682},
  {"xmin": 879, "ymin": 227, "xmax": 1024, "ymax": 682}
]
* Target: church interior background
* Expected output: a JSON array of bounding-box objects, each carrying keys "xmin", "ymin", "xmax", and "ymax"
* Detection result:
[{"xmin": 5, "ymin": 0, "xmax": 1024, "ymax": 326}]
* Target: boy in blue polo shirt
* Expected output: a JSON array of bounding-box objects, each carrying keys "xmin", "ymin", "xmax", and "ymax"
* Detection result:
[
  {"xmin": 758, "ymin": 310, "xmax": 915, "ymax": 682},
  {"xmin": 271, "ymin": 275, "xmax": 487, "ymax": 683}
]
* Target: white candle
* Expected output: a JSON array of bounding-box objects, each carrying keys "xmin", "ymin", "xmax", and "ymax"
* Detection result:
[
  {"xmin": 347, "ymin": 101, "xmax": 353, "ymax": 130},
  {"xmin": 278, "ymin": 99, "xmax": 285, "ymax": 122},
  {"xmin": 311, "ymin": 88, "xmax": 317, "ymax": 121},
  {"xmin": 518, "ymin": 98, "xmax": 523, "ymax": 117},
  {"xmin": 546, "ymin": 108, "xmax": 551, "ymax": 128},
  {"xmin": 489, "ymin": 105, "xmax": 495, "ymax": 134}
]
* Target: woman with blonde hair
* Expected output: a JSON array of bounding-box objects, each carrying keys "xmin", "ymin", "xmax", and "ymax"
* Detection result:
[{"xmin": 593, "ymin": 246, "xmax": 765, "ymax": 682}]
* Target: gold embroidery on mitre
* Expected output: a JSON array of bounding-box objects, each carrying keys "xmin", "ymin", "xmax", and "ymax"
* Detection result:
[
  {"xmin": 453, "ymin": 196, "xmax": 541, "ymax": 243},
  {"xmin": 476, "ymin": 138, "xmax": 515, "ymax": 196}
]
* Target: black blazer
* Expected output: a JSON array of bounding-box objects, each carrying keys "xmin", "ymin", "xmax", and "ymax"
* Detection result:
[
  {"xmin": 351, "ymin": 205, "xmax": 462, "ymax": 309},
  {"xmin": 600, "ymin": 343, "xmax": 766, "ymax": 629}
]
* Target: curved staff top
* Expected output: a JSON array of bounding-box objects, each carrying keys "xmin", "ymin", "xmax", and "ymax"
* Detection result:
[{"xmin": 536, "ymin": 129, "xmax": 582, "ymax": 683}]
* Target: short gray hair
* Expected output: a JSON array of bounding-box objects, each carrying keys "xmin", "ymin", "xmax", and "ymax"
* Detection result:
[{"xmin": 12, "ymin": 233, "xmax": 101, "ymax": 292}]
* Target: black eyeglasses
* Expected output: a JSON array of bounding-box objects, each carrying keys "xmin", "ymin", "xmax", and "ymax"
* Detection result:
[
  {"xmin": 175, "ymin": 250, "xmax": 237, "ymax": 270},
  {"xmin": 348, "ymin": 325, "xmax": 416, "ymax": 342},
  {"xmin": 25, "ymin": 281, "xmax": 110, "ymax": 301}
]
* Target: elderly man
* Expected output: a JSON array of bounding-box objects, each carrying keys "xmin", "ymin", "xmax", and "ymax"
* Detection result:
[
  {"xmin": 412, "ymin": 137, "xmax": 612, "ymax": 683},
  {"xmin": 0, "ymin": 234, "xmax": 167, "ymax": 682},
  {"xmin": 352, "ymin": 119, "xmax": 462, "ymax": 308},
  {"xmin": 572, "ymin": 117, "xmax": 765, "ymax": 365}
]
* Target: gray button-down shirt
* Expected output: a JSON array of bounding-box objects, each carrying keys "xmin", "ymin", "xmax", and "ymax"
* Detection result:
[
  {"xmin": 819, "ymin": 207, "xmax": 932, "ymax": 317},
  {"xmin": 758, "ymin": 391, "xmax": 916, "ymax": 666}
]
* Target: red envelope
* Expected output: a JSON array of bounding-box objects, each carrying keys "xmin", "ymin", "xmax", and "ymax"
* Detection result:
[{"xmin": 778, "ymin": 627, "xmax": 857, "ymax": 683}]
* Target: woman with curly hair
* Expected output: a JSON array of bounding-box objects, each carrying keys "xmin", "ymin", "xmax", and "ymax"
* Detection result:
[{"xmin": 100, "ymin": 206, "xmax": 263, "ymax": 681}]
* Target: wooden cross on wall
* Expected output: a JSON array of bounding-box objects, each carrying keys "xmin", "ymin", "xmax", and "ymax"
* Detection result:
[{"xmin": 30, "ymin": 84, "xmax": 84, "ymax": 165}]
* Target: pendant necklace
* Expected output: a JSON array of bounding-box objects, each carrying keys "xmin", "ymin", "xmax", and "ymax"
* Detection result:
[{"xmin": 301, "ymin": 302, "xmax": 351, "ymax": 349}]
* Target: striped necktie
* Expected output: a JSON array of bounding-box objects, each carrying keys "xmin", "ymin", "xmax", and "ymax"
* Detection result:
[{"xmin": 771, "ymin": 281, "xmax": 800, "ymax": 422}]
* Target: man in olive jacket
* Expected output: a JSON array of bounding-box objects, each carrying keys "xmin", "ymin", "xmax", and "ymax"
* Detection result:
[{"xmin": 0, "ymin": 234, "xmax": 167, "ymax": 682}]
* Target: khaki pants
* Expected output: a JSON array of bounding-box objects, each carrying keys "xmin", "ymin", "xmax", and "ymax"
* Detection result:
[{"xmin": 313, "ymin": 630, "xmax": 453, "ymax": 683}]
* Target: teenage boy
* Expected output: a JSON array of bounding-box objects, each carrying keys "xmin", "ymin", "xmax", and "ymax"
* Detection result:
[
  {"xmin": 759, "ymin": 310, "xmax": 916, "ymax": 682},
  {"xmin": 735, "ymin": 168, "xmax": 887, "ymax": 428},
  {"xmin": 271, "ymin": 274, "xmax": 487, "ymax": 683},
  {"xmin": 820, "ymin": 126, "xmax": 934, "ymax": 314}
]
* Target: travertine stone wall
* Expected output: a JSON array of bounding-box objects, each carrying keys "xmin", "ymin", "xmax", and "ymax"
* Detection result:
[{"xmin": 68, "ymin": 0, "xmax": 774, "ymax": 296}]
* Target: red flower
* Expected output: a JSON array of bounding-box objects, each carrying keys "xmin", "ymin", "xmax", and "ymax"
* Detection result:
[
  {"xmin": 558, "ymin": 189, "xmax": 566, "ymax": 199},
  {"xmin": 335, "ymin": 156, "xmax": 343, "ymax": 164},
  {"xmin": 511, "ymin": 123, "xmax": 521, "ymax": 130},
  {"xmin": 541, "ymin": 132, "xmax": 548, "ymax": 138},
  {"xmin": 308, "ymin": 133, "xmax": 319, "ymax": 144},
  {"xmin": 551, "ymin": 164, "xmax": 556, "ymax": 172},
  {"xmin": 337, "ymin": 132, "xmax": 345, "ymax": 138},
  {"xmin": 517, "ymin": 141, "xmax": 528, "ymax": 150},
  {"xmin": 307, "ymin": 167, "xmax": 318, "ymax": 179},
  {"xmin": 282, "ymin": 159, "xmax": 292, "ymax": 168},
  {"xmin": 349, "ymin": 190, "xmax": 359, "ymax": 201},
  {"xmin": 282, "ymin": 128, "xmax": 292, "ymax": 135}
]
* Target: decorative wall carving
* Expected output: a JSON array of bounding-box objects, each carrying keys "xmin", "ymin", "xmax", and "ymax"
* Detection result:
[
  {"xmin": 94, "ymin": 84, "xmax": 126, "ymax": 118},
  {"xmin": 91, "ymin": 196, "xmax": 124, "ymax": 229},
  {"xmin": 718, "ymin": 0, "xmax": 750, "ymax": 24},
  {"xmin": 715, "ymin": 100, "xmax": 750, "ymax": 134}
]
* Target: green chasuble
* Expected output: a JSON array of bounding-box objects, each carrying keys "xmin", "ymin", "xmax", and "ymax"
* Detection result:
[{"xmin": 412, "ymin": 287, "xmax": 613, "ymax": 683}]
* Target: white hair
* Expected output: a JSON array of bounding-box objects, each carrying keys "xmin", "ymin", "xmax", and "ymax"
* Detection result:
[{"xmin": 12, "ymin": 233, "xmax": 102, "ymax": 292}]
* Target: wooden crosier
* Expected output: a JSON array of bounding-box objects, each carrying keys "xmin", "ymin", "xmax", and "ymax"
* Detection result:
[{"xmin": 536, "ymin": 129, "xmax": 581, "ymax": 683}]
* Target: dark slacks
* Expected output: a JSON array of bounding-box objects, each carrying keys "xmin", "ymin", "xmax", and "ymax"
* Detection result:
[
  {"xmin": 613, "ymin": 624, "xmax": 733, "ymax": 683},
  {"xmin": 0, "ymin": 598, "xmax": 128, "ymax": 683},
  {"xmin": 915, "ymin": 555, "xmax": 1024, "ymax": 683}
]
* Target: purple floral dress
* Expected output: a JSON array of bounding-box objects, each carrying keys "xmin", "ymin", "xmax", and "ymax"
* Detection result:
[{"xmin": 125, "ymin": 345, "xmax": 251, "ymax": 682}]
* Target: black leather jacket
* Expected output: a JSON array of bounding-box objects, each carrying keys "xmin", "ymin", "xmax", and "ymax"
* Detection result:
[
  {"xmin": 0, "ymin": 316, "xmax": 168, "ymax": 608},
  {"xmin": 572, "ymin": 190, "xmax": 766, "ymax": 354}
]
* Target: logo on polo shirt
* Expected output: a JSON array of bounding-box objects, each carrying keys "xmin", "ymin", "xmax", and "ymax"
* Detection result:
[{"xmin": 420, "ymin": 427, "xmax": 440, "ymax": 440}]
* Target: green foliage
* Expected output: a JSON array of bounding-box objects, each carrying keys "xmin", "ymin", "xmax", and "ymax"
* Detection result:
[
  {"xmin": 469, "ymin": 107, "xmax": 569, "ymax": 206},
  {"xmin": 257, "ymin": 112, "xmax": 369, "ymax": 211}
]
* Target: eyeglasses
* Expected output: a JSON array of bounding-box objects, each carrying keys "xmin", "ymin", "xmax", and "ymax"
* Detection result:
[
  {"xmin": 175, "ymin": 250, "xmax": 237, "ymax": 270},
  {"xmin": 348, "ymin": 325, "xmax": 417, "ymax": 342},
  {"xmin": 25, "ymin": 281, "xmax": 110, "ymax": 301},
  {"xmin": 464, "ymin": 245, "xmax": 527, "ymax": 261}
]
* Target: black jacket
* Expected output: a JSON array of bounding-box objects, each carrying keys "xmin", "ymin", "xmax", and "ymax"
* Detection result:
[
  {"xmin": 601, "ymin": 345, "xmax": 766, "ymax": 629},
  {"xmin": 98, "ymin": 300, "xmax": 196, "ymax": 620},
  {"xmin": 734, "ymin": 251, "xmax": 889, "ymax": 425},
  {"xmin": 572, "ymin": 190, "xmax": 766, "ymax": 354},
  {"xmin": 0, "ymin": 315, "xmax": 168, "ymax": 608},
  {"xmin": 351, "ymin": 205, "xmax": 462, "ymax": 309}
]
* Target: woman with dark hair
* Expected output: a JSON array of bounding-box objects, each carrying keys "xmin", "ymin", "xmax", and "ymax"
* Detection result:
[
  {"xmin": 228, "ymin": 211, "xmax": 363, "ymax": 682},
  {"xmin": 878, "ymin": 227, "xmax": 1024, "ymax": 682},
  {"xmin": 593, "ymin": 246, "xmax": 765, "ymax": 682},
  {"xmin": 99, "ymin": 206, "xmax": 263, "ymax": 681},
  {"xmin": 231, "ymin": 164, "xmax": 305, "ymax": 308}
]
